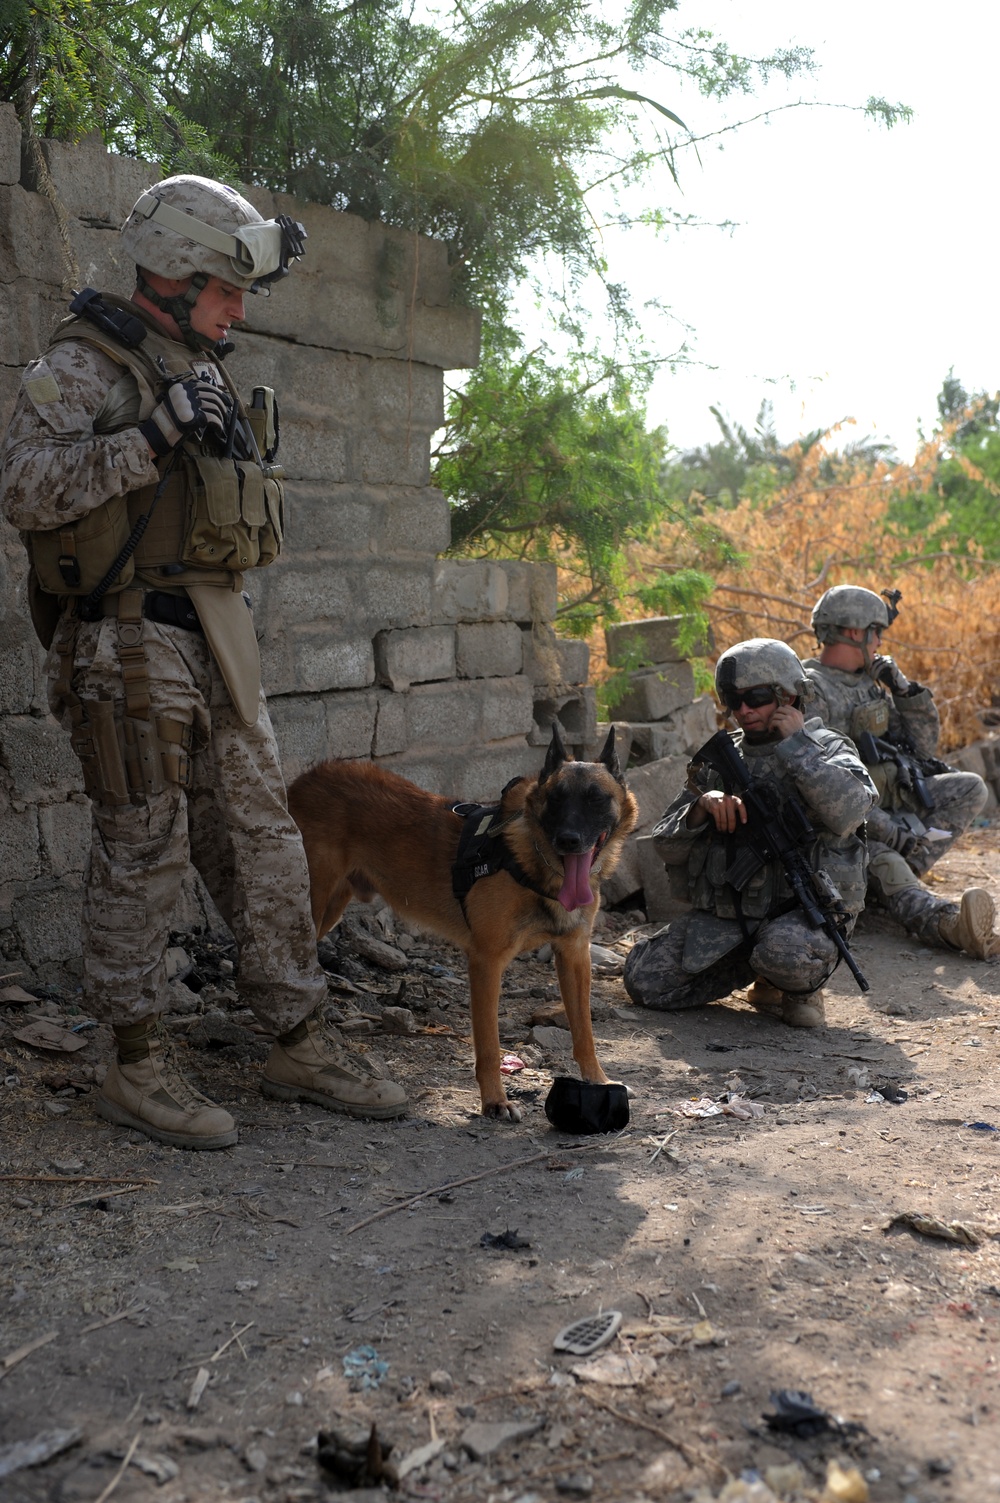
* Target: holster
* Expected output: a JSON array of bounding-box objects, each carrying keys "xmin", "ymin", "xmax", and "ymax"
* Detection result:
[{"xmin": 69, "ymin": 698, "xmax": 194, "ymax": 804}]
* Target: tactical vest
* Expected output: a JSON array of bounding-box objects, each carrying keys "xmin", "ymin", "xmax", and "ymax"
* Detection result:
[{"xmin": 26, "ymin": 295, "xmax": 283, "ymax": 599}]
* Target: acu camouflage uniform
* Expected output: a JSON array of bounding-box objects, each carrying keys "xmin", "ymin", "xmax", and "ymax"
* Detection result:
[
  {"xmin": 624, "ymin": 720, "xmax": 876, "ymax": 1010},
  {"xmin": 0, "ymin": 308, "xmax": 326, "ymax": 1033},
  {"xmin": 803, "ymin": 660, "xmax": 988, "ymax": 948}
]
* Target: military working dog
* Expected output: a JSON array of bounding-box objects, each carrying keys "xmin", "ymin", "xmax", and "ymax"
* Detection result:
[{"xmin": 288, "ymin": 728, "xmax": 638, "ymax": 1121}]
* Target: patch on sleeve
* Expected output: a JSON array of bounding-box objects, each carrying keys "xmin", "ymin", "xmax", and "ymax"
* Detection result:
[{"xmin": 25, "ymin": 372, "xmax": 63, "ymax": 405}]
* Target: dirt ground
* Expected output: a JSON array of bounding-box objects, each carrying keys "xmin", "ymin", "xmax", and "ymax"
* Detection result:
[{"xmin": 2, "ymin": 831, "xmax": 1000, "ymax": 1503}]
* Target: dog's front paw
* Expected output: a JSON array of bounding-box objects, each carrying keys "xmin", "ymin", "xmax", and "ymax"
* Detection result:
[{"xmin": 482, "ymin": 1098, "xmax": 523, "ymax": 1123}]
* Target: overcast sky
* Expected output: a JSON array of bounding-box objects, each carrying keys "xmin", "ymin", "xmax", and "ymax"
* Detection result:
[{"xmin": 573, "ymin": 1, "xmax": 1000, "ymax": 460}]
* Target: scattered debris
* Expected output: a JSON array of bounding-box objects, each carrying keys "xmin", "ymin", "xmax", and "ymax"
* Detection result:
[
  {"xmin": 964, "ymin": 1120, "xmax": 999, "ymax": 1132},
  {"xmin": 500, "ymin": 1052, "xmax": 526, "ymax": 1073},
  {"xmin": 460, "ymin": 1417, "xmax": 545, "ymax": 1460},
  {"xmin": 317, "ymin": 1421, "xmax": 396, "ymax": 1486},
  {"xmin": 0, "ymin": 1427, "xmax": 83, "ymax": 1480},
  {"xmin": 762, "ymin": 1389, "xmax": 868, "ymax": 1440},
  {"xmin": 674, "ymin": 1094, "xmax": 764, "ymax": 1120},
  {"xmin": 553, "ymin": 1310, "xmax": 623, "ymax": 1356},
  {"xmin": 571, "ymin": 1349, "xmax": 658, "ymax": 1386},
  {"xmin": 342, "ymin": 1344, "xmax": 389, "ymax": 1390},
  {"xmin": 480, "ymin": 1227, "xmax": 531, "ymax": 1251},
  {"xmin": 884, "ymin": 1211, "xmax": 983, "ymax": 1246},
  {"xmin": 10, "ymin": 1020, "xmax": 88, "ymax": 1053},
  {"xmin": 186, "ymin": 1368, "xmax": 211, "ymax": 1411}
]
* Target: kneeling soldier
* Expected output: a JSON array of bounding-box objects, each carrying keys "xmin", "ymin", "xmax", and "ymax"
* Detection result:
[{"xmin": 625, "ymin": 639, "xmax": 877, "ymax": 1028}]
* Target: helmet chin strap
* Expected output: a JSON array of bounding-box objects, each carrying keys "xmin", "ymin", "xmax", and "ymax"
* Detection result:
[{"xmin": 136, "ymin": 269, "xmax": 217, "ymax": 353}]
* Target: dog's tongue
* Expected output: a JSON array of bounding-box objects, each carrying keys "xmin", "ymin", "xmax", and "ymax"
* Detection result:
[{"xmin": 557, "ymin": 850, "xmax": 596, "ymax": 911}]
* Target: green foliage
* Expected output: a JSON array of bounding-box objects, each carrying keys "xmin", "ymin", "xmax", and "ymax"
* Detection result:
[
  {"xmin": 889, "ymin": 372, "xmax": 1000, "ymax": 560},
  {"xmin": 435, "ymin": 343, "xmax": 679, "ymax": 631}
]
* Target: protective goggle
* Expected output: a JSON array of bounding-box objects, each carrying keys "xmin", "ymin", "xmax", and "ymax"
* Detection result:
[
  {"xmin": 720, "ymin": 684, "xmax": 777, "ymax": 712},
  {"xmin": 132, "ymin": 193, "xmax": 307, "ymax": 292}
]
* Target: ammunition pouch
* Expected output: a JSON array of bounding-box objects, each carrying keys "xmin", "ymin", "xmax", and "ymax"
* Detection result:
[
  {"xmin": 68, "ymin": 698, "xmax": 195, "ymax": 805},
  {"xmin": 849, "ymin": 696, "xmax": 890, "ymax": 741},
  {"xmin": 23, "ymin": 495, "xmax": 136, "ymax": 598},
  {"xmin": 180, "ymin": 454, "xmax": 283, "ymax": 572}
]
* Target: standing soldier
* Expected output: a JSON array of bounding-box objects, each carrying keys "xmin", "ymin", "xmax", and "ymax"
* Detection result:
[
  {"xmin": 804, "ymin": 585, "xmax": 996, "ymax": 960},
  {"xmin": 0, "ymin": 175, "xmax": 407, "ymax": 1148},
  {"xmin": 624, "ymin": 639, "xmax": 877, "ymax": 1028}
]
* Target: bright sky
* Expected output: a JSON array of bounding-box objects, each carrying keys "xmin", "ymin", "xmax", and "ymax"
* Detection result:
[{"xmin": 576, "ymin": 1, "xmax": 1000, "ymax": 460}]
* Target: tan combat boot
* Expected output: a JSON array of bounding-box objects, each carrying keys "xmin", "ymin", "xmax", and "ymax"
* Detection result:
[
  {"xmin": 939, "ymin": 888, "xmax": 997, "ymax": 961},
  {"xmin": 781, "ymin": 989, "xmax": 826, "ymax": 1028},
  {"xmin": 263, "ymin": 1009, "xmax": 408, "ymax": 1119},
  {"xmin": 98, "ymin": 1017, "xmax": 238, "ymax": 1150},
  {"xmin": 746, "ymin": 976, "xmax": 784, "ymax": 1017}
]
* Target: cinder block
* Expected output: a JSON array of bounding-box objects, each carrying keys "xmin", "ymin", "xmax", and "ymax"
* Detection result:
[
  {"xmin": 375, "ymin": 626, "xmax": 455, "ymax": 690},
  {"xmin": 381, "ymin": 489, "xmax": 452, "ymax": 556},
  {"xmin": 495, "ymin": 561, "xmax": 558, "ymax": 623},
  {"xmin": 0, "ymin": 637, "xmax": 38, "ymax": 717},
  {"xmin": 520, "ymin": 625, "xmax": 588, "ymax": 687},
  {"xmin": 404, "ymin": 681, "xmax": 481, "ymax": 748},
  {"xmin": 324, "ymin": 690, "xmax": 379, "ymax": 761},
  {"xmin": 600, "ymin": 838, "xmax": 642, "ymax": 907},
  {"xmin": 432, "ymin": 560, "xmax": 509, "ymax": 623},
  {"xmin": 292, "ymin": 632, "xmax": 374, "ymax": 693},
  {"xmin": 285, "ymin": 483, "xmax": 383, "ymax": 555},
  {"xmin": 268, "ymin": 694, "xmax": 331, "ymax": 781},
  {"xmin": 446, "ymin": 740, "xmax": 539, "ymax": 802},
  {"xmin": 480, "ymin": 677, "xmax": 535, "ymax": 741},
  {"xmin": 38, "ymin": 799, "xmax": 90, "ymax": 877},
  {"xmin": 40, "ymin": 134, "xmax": 155, "ymax": 223},
  {"xmin": 0, "ymin": 805, "xmax": 41, "ymax": 882},
  {"xmin": 0, "ymin": 185, "xmax": 66, "ymax": 284},
  {"xmin": 270, "ymin": 562, "xmax": 355, "ymax": 624},
  {"xmin": 605, "ymin": 615, "xmax": 714, "ymax": 667},
  {"xmin": 613, "ymin": 663, "xmax": 695, "ymax": 722},
  {"xmin": 456, "ymin": 622, "xmax": 523, "ymax": 680},
  {"xmin": 0, "ymin": 102, "xmax": 19, "ymax": 185},
  {"xmin": 366, "ymin": 356, "xmax": 444, "ymax": 430},
  {"xmin": 356, "ymin": 429, "xmax": 431, "ymax": 488},
  {"xmin": 373, "ymin": 691, "xmax": 407, "ymax": 757},
  {"xmin": 625, "ymin": 755, "xmax": 692, "ymax": 835},
  {"xmin": 636, "ymin": 834, "xmax": 691, "ymax": 923},
  {"xmin": 531, "ymin": 688, "xmax": 597, "ymax": 750},
  {"xmin": 0, "ymin": 715, "xmax": 83, "ymax": 801},
  {"xmin": 11, "ymin": 881, "xmax": 83, "ymax": 966},
  {"xmin": 361, "ymin": 562, "xmax": 433, "ymax": 628}
]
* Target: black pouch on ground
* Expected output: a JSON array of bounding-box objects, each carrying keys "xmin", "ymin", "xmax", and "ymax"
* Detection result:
[{"xmin": 544, "ymin": 1077, "xmax": 630, "ymax": 1134}]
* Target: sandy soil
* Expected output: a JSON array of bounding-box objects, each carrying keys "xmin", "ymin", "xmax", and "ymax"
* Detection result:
[{"xmin": 2, "ymin": 832, "xmax": 1000, "ymax": 1503}]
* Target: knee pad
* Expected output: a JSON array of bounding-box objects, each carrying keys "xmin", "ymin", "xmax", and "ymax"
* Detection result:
[{"xmin": 868, "ymin": 848, "xmax": 920, "ymax": 900}]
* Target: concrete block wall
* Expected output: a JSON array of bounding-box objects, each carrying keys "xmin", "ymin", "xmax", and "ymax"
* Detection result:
[{"xmin": 0, "ymin": 112, "xmax": 596, "ymax": 983}]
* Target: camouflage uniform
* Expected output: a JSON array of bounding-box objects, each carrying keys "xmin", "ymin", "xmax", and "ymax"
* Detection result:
[
  {"xmin": 1, "ymin": 323, "xmax": 325, "ymax": 1033},
  {"xmin": 803, "ymin": 659, "xmax": 989, "ymax": 948},
  {"xmin": 624, "ymin": 720, "xmax": 876, "ymax": 1010}
]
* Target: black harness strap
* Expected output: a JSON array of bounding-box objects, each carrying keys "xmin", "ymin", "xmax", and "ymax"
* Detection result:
[{"xmin": 449, "ymin": 798, "xmax": 552, "ymax": 915}]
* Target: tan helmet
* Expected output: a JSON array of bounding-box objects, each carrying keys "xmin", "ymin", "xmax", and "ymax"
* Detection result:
[
  {"xmin": 715, "ymin": 638, "xmax": 807, "ymax": 705},
  {"xmin": 121, "ymin": 175, "xmax": 306, "ymax": 350},
  {"xmin": 811, "ymin": 585, "xmax": 889, "ymax": 644}
]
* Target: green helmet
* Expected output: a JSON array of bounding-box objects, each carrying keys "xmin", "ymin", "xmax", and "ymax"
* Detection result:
[
  {"xmin": 121, "ymin": 175, "xmax": 306, "ymax": 351},
  {"xmin": 715, "ymin": 638, "xmax": 807, "ymax": 703},
  {"xmin": 811, "ymin": 586, "xmax": 889, "ymax": 645}
]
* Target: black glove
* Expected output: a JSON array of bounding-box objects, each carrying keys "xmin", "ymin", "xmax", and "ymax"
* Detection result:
[
  {"xmin": 140, "ymin": 376, "xmax": 233, "ymax": 458},
  {"xmin": 872, "ymin": 655, "xmax": 915, "ymax": 696}
]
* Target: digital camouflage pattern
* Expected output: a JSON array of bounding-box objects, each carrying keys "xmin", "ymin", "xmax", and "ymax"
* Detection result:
[
  {"xmin": 624, "ymin": 719, "xmax": 876, "ymax": 1010},
  {"xmin": 803, "ymin": 658, "xmax": 989, "ymax": 949},
  {"xmin": 0, "ymin": 339, "xmax": 158, "ymax": 530},
  {"xmin": 47, "ymin": 611, "xmax": 326, "ymax": 1030},
  {"xmin": 0, "ymin": 320, "xmax": 325, "ymax": 1033}
]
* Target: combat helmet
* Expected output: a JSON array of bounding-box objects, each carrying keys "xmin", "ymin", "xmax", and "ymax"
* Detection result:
[
  {"xmin": 121, "ymin": 175, "xmax": 306, "ymax": 351},
  {"xmin": 715, "ymin": 638, "xmax": 807, "ymax": 708},
  {"xmin": 811, "ymin": 585, "xmax": 893, "ymax": 667}
]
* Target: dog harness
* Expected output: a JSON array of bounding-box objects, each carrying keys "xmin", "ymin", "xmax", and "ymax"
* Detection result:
[{"xmin": 449, "ymin": 788, "xmax": 551, "ymax": 914}]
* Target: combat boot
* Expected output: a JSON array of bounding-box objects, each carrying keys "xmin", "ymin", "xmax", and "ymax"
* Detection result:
[
  {"xmin": 781, "ymin": 989, "xmax": 826, "ymax": 1028},
  {"xmin": 746, "ymin": 976, "xmax": 783, "ymax": 1016},
  {"xmin": 939, "ymin": 888, "xmax": 997, "ymax": 961},
  {"xmin": 263, "ymin": 1008, "xmax": 408, "ymax": 1119},
  {"xmin": 98, "ymin": 1017, "xmax": 238, "ymax": 1150}
]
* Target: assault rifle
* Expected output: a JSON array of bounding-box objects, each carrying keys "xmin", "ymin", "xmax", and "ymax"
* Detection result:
[
  {"xmin": 691, "ymin": 729, "xmax": 870, "ymax": 994},
  {"xmin": 854, "ymin": 730, "xmax": 949, "ymax": 816}
]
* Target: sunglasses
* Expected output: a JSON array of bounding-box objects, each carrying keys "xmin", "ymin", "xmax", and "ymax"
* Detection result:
[{"xmin": 721, "ymin": 685, "xmax": 777, "ymax": 712}]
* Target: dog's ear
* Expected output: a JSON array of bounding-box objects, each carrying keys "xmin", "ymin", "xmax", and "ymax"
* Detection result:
[
  {"xmin": 597, "ymin": 726, "xmax": 625, "ymax": 786},
  {"xmin": 539, "ymin": 722, "xmax": 570, "ymax": 783}
]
